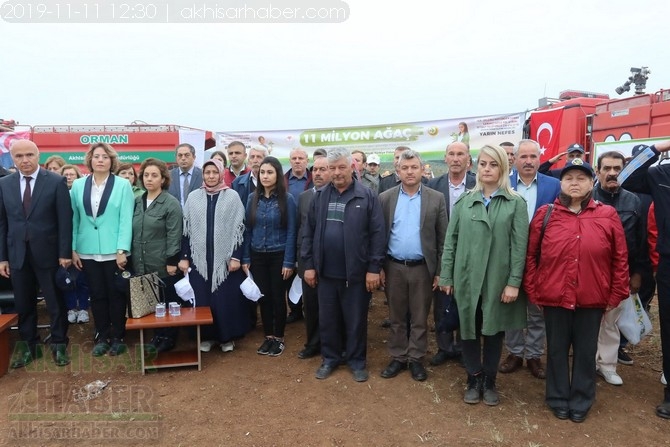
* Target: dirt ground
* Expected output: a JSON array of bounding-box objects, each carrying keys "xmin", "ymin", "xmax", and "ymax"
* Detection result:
[{"xmin": 0, "ymin": 292, "xmax": 668, "ymax": 447}]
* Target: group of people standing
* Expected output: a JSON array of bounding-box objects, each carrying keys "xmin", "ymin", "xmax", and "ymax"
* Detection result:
[{"xmin": 2, "ymin": 137, "xmax": 669, "ymax": 423}]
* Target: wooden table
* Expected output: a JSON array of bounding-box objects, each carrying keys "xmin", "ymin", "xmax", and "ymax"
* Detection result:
[
  {"xmin": 0, "ymin": 313, "xmax": 18, "ymax": 377},
  {"xmin": 125, "ymin": 307, "xmax": 213, "ymax": 375}
]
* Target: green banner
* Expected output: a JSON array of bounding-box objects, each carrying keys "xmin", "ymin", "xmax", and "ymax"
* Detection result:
[{"xmin": 40, "ymin": 151, "xmax": 173, "ymax": 165}]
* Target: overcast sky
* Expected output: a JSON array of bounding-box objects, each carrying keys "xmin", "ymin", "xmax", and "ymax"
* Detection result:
[{"xmin": 3, "ymin": 0, "xmax": 670, "ymax": 133}]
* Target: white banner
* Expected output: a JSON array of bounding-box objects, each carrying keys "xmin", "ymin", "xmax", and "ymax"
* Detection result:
[{"xmin": 215, "ymin": 112, "xmax": 525, "ymax": 164}]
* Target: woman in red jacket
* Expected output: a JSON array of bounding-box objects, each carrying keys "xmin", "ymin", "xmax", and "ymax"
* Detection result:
[{"xmin": 524, "ymin": 159, "xmax": 629, "ymax": 423}]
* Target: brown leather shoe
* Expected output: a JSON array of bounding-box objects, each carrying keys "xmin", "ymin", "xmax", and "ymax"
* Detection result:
[
  {"xmin": 498, "ymin": 354, "xmax": 523, "ymax": 374},
  {"xmin": 526, "ymin": 358, "xmax": 546, "ymax": 379}
]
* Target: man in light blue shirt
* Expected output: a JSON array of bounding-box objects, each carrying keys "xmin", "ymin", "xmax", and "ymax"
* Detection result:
[{"xmin": 378, "ymin": 150, "xmax": 447, "ymax": 382}]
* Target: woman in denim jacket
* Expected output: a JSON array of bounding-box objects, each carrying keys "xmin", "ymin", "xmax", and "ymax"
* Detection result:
[{"xmin": 243, "ymin": 156, "xmax": 297, "ymax": 357}]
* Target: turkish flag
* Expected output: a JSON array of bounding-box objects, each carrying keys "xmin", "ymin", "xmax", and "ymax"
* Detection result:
[
  {"xmin": 0, "ymin": 130, "xmax": 31, "ymax": 153},
  {"xmin": 530, "ymin": 108, "xmax": 564, "ymax": 162}
]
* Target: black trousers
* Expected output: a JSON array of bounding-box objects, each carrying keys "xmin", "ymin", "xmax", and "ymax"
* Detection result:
[
  {"xmin": 83, "ymin": 259, "xmax": 127, "ymax": 342},
  {"xmin": 639, "ymin": 267, "xmax": 657, "ymax": 311},
  {"xmin": 460, "ymin": 297, "xmax": 503, "ymax": 378},
  {"xmin": 12, "ymin": 243, "xmax": 68, "ymax": 349},
  {"xmin": 658, "ymin": 256, "xmax": 670, "ymax": 394},
  {"xmin": 318, "ymin": 276, "xmax": 369, "ymax": 371},
  {"xmin": 544, "ymin": 306, "xmax": 603, "ymax": 413},
  {"xmin": 251, "ymin": 250, "xmax": 287, "ymax": 338},
  {"xmin": 302, "ymin": 277, "xmax": 320, "ymax": 350}
]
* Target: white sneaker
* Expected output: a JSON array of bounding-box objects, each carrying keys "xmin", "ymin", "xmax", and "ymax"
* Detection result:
[
  {"xmin": 597, "ymin": 368, "xmax": 623, "ymax": 386},
  {"xmin": 199, "ymin": 340, "xmax": 218, "ymax": 352},
  {"xmin": 77, "ymin": 309, "xmax": 89, "ymax": 323},
  {"xmin": 662, "ymin": 373, "xmax": 667, "ymax": 386},
  {"xmin": 221, "ymin": 341, "xmax": 235, "ymax": 353},
  {"xmin": 67, "ymin": 310, "xmax": 78, "ymax": 324}
]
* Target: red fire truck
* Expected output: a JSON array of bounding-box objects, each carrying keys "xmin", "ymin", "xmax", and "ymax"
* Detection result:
[{"xmin": 525, "ymin": 68, "xmax": 670, "ymax": 164}]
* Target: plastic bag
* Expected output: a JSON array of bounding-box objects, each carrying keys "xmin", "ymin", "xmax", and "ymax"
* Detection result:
[
  {"xmin": 618, "ymin": 293, "xmax": 652, "ymax": 345},
  {"xmin": 174, "ymin": 269, "xmax": 195, "ymax": 305},
  {"xmin": 240, "ymin": 270, "xmax": 263, "ymax": 302}
]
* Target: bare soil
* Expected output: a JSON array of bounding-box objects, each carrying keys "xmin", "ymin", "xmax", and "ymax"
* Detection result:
[{"xmin": 0, "ymin": 292, "xmax": 667, "ymax": 447}]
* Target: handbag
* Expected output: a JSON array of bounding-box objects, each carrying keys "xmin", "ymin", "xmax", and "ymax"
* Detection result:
[
  {"xmin": 618, "ymin": 292, "xmax": 652, "ymax": 345},
  {"xmin": 127, "ymin": 272, "xmax": 165, "ymax": 318},
  {"xmin": 436, "ymin": 293, "xmax": 459, "ymax": 333}
]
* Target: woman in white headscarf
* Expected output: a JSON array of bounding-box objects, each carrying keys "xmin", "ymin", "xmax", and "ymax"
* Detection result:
[{"xmin": 178, "ymin": 158, "xmax": 250, "ymax": 352}]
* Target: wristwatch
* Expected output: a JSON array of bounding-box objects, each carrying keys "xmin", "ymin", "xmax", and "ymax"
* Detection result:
[{"xmin": 117, "ymin": 250, "xmax": 126, "ymax": 255}]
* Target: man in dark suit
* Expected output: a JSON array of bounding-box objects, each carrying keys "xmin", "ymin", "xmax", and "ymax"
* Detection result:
[
  {"xmin": 0, "ymin": 139, "xmax": 73, "ymax": 368},
  {"xmin": 168, "ymin": 143, "xmax": 203, "ymax": 208},
  {"xmin": 499, "ymin": 139, "xmax": 560, "ymax": 379},
  {"xmin": 378, "ymin": 149, "xmax": 447, "ymax": 381},
  {"xmin": 296, "ymin": 155, "xmax": 330, "ymax": 359},
  {"xmin": 426, "ymin": 141, "xmax": 475, "ymax": 365}
]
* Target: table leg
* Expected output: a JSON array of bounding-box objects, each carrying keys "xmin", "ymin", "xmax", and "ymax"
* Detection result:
[
  {"xmin": 0, "ymin": 330, "xmax": 9, "ymax": 378},
  {"xmin": 139, "ymin": 328, "xmax": 146, "ymax": 375},
  {"xmin": 196, "ymin": 325, "xmax": 202, "ymax": 371}
]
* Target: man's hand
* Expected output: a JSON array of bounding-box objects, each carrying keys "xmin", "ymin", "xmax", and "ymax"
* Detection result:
[
  {"xmin": 0, "ymin": 261, "xmax": 9, "ymax": 278},
  {"xmin": 655, "ymin": 140, "xmax": 670, "ymax": 153},
  {"xmin": 379, "ymin": 269, "xmax": 386, "ymax": 288},
  {"xmin": 630, "ymin": 273, "xmax": 642, "ymax": 294},
  {"xmin": 549, "ymin": 151, "xmax": 568, "ymax": 164},
  {"xmin": 366, "ymin": 272, "xmax": 380, "ymax": 292},
  {"xmin": 304, "ymin": 269, "xmax": 317, "ymax": 288},
  {"xmin": 59, "ymin": 258, "xmax": 72, "ymax": 269},
  {"xmin": 167, "ymin": 265, "xmax": 178, "ymax": 276}
]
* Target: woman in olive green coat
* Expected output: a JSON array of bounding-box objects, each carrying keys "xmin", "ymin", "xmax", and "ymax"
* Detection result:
[
  {"xmin": 131, "ymin": 158, "xmax": 183, "ymax": 353},
  {"xmin": 439, "ymin": 145, "xmax": 529, "ymax": 406}
]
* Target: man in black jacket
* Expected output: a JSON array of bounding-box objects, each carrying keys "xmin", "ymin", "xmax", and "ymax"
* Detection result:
[
  {"xmin": 620, "ymin": 140, "xmax": 670, "ymax": 418},
  {"xmin": 302, "ymin": 147, "xmax": 385, "ymax": 383},
  {"xmin": 593, "ymin": 151, "xmax": 645, "ymax": 386}
]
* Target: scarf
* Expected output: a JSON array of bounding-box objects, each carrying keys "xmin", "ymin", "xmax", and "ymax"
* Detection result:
[
  {"xmin": 183, "ymin": 188, "xmax": 245, "ymax": 293},
  {"xmin": 201, "ymin": 159, "xmax": 229, "ymax": 195}
]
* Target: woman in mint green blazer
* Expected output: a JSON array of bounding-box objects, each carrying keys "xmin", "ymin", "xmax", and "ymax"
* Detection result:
[{"xmin": 71, "ymin": 143, "xmax": 135, "ymax": 357}]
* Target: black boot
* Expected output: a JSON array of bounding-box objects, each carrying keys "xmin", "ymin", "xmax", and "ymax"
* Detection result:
[
  {"xmin": 464, "ymin": 372, "xmax": 483, "ymax": 404},
  {"xmin": 483, "ymin": 374, "xmax": 499, "ymax": 406},
  {"xmin": 656, "ymin": 386, "xmax": 670, "ymax": 419}
]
